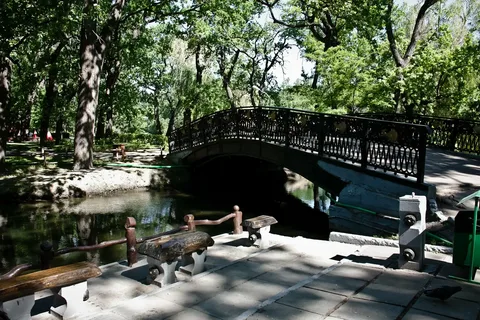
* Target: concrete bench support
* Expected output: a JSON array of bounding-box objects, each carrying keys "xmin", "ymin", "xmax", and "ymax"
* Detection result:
[
  {"xmin": 0, "ymin": 262, "xmax": 101, "ymax": 320},
  {"xmin": 138, "ymin": 231, "xmax": 214, "ymax": 287},
  {"xmin": 243, "ymin": 215, "xmax": 278, "ymax": 249},
  {"xmin": 0, "ymin": 295, "xmax": 35, "ymax": 320},
  {"xmin": 50, "ymin": 281, "xmax": 89, "ymax": 319},
  {"xmin": 179, "ymin": 250, "xmax": 207, "ymax": 276}
]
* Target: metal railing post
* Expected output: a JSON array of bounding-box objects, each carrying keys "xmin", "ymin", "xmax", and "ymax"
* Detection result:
[
  {"xmin": 417, "ymin": 127, "xmax": 427, "ymax": 184},
  {"xmin": 360, "ymin": 120, "xmax": 368, "ymax": 169},
  {"xmin": 40, "ymin": 241, "xmax": 54, "ymax": 270},
  {"xmin": 184, "ymin": 214, "xmax": 196, "ymax": 231},
  {"xmin": 318, "ymin": 114, "xmax": 325, "ymax": 157},
  {"xmin": 232, "ymin": 205, "xmax": 243, "ymax": 234},
  {"xmin": 125, "ymin": 217, "xmax": 137, "ymax": 267}
]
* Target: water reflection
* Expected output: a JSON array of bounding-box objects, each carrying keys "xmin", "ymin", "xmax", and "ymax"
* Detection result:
[{"xmin": 0, "ymin": 191, "xmax": 234, "ymax": 273}]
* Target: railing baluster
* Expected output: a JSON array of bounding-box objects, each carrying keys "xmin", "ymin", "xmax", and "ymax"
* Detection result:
[
  {"xmin": 417, "ymin": 128, "xmax": 427, "ymax": 184},
  {"xmin": 317, "ymin": 114, "xmax": 325, "ymax": 157},
  {"xmin": 360, "ymin": 120, "xmax": 368, "ymax": 169}
]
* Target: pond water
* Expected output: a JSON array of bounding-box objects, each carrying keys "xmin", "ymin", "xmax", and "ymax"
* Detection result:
[{"xmin": 0, "ymin": 188, "xmax": 322, "ymax": 274}]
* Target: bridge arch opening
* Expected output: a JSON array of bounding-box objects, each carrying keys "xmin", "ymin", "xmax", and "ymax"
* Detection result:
[{"xmin": 186, "ymin": 154, "xmax": 330, "ymax": 237}]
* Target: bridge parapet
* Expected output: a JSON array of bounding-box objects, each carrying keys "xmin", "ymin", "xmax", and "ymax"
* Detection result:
[{"xmin": 169, "ymin": 107, "xmax": 429, "ymax": 184}]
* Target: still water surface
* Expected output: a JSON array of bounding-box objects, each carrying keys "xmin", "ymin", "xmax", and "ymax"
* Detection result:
[{"xmin": 0, "ymin": 189, "xmax": 315, "ymax": 273}]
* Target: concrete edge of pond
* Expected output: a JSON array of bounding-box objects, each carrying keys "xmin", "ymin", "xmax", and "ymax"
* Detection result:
[{"xmin": 329, "ymin": 231, "xmax": 453, "ymax": 254}]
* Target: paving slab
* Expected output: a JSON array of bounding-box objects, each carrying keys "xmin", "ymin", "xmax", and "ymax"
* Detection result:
[
  {"xmin": 81, "ymin": 311, "xmax": 128, "ymax": 320},
  {"xmin": 230, "ymin": 278, "xmax": 290, "ymax": 302},
  {"xmin": 255, "ymin": 263, "xmax": 319, "ymax": 287},
  {"xmin": 245, "ymin": 246, "xmax": 303, "ymax": 266},
  {"xmin": 330, "ymin": 297, "xmax": 404, "ymax": 320},
  {"xmin": 276, "ymin": 287, "xmax": 345, "ymax": 316},
  {"xmin": 305, "ymin": 274, "xmax": 368, "ymax": 297},
  {"xmin": 280, "ymin": 237, "xmax": 362, "ymax": 260},
  {"xmin": 413, "ymin": 295, "xmax": 480, "ymax": 320},
  {"xmin": 164, "ymin": 308, "xmax": 221, "ymax": 320},
  {"xmin": 192, "ymin": 290, "xmax": 261, "ymax": 319},
  {"xmin": 355, "ymin": 269, "xmax": 431, "ymax": 306},
  {"xmin": 402, "ymin": 308, "xmax": 459, "ymax": 320},
  {"xmin": 325, "ymin": 262, "xmax": 384, "ymax": 282},
  {"xmin": 153, "ymin": 272, "xmax": 230, "ymax": 307},
  {"xmin": 213, "ymin": 260, "xmax": 275, "ymax": 288},
  {"xmin": 109, "ymin": 295, "xmax": 184, "ymax": 320},
  {"xmin": 247, "ymin": 302, "xmax": 324, "ymax": 320}
]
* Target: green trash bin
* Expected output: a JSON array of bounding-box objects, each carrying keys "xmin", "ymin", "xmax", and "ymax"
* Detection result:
[{"xmin": 453, "ymin": 210, "xmax": 480, "ymax": 268}]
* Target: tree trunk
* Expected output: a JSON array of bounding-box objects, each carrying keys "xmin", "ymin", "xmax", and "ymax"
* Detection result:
[
  {"xmin": 195, "ymin": 44, "xmax": 204, "ymax": 85},
  {"xmin": 22, "ymin": 81, "xmax": 41, "ymax": 140},
  {"xmin": 0, "ymin": 56, "xmax": 11, "ymax": 173},
  {"xmin": 218, "ymin": 49, "xmax": 240, "ymax": 109},
  {"xmin": 105, "ymin": 106, "xmax": 113, "ymax": 137},
  {"xmin": 154, "ymin": 97, "xmax": 163, "ymax": 134},
  {"xmin": 73, "ymin": 0, "xmax": 126, "ymax": 170},
  {"xmin": 74, "ymin": 3, "xmax": 101, "ymax": 170},
  {"xmin": 311, "ymin": 67, "xmax": 319, "ymax": 89},
  {"xmin": 40, "ymin": 77, "xmax": 56, "ymax": 147},
  {"xmin": 95, "ymin": 107, "xmax": 105, "ymax": 139},
  {"xmin": 54, "ymin": 115, "xmax": 63, "ymax": 145},
  {"xmin": 166, "ymin": 109, "xmax": 175, "ymax": 137},
  {"xmin": 40, "ymin": 43, "xmax": 64, "ymax": 147}
]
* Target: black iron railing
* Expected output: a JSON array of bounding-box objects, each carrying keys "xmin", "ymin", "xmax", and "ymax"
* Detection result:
[
  {"xmin": 169, "ymin": 107, "xmax": 429, "ymax": 184},
  {"xmin": 355, "ymin": 113, "xmax": 480, "ymax": 155}
]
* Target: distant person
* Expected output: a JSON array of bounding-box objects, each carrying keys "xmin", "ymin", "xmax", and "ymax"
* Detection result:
[
  {"xmin": 33, "ymin": 129, "xmax": 37, "ymax": 141},
  {"xmin": 46, "ymin": 130, "xmax": 53, "ymax": 141}
]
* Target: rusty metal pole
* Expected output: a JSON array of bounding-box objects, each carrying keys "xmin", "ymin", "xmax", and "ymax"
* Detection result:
[
  {"xmin": 125, "ymin": 217, "xmax": 137, "ymax": 267},
  {"xmin": 184, "ymin": 214, "xmax": 196, "ymax": 231},
  {"xmin": 233, "ymin": 205, "xmax": 243, "ymax": 234},
  {"xmin": 40, "ymin": 241, "xmax": 54, "ymax": 269}
]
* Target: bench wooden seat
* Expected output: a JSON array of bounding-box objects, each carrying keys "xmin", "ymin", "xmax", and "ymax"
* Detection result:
[
  {"xmin": 137, "ymin": 231, "xmax": 214, "ymax": 287},
  {"xmin": 0, "ymin": 262, "xmax": 101, "ymax": 320},
  {"xmin": 243, "ymin": 215, "xmax": 278, "ymax": 249}
]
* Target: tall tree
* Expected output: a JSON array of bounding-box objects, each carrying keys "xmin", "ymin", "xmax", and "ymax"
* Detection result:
[
  {"xmin": 384, "ymin": 0, "xmax": 441, "ymax": 114},
  {"xmin": 73, "ymin": 0, "xmax": 127, "ymax": 170}
]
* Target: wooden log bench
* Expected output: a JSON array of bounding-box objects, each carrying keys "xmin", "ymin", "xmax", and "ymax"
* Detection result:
[
  {"xmin": 242, "ymin": 215, "xmax": 278, "ymax": 249},
  {"xmin": 0, "ymin": 262, "xmax": 101, "ymax": 320},
  {"xmin": 137, "ymin": 231, "xmax": 214, "ymax": 287}
]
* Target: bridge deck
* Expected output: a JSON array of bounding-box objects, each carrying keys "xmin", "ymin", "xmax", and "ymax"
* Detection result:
[
  {"xmin": 425, "ymin": 148, "xmax": 480, "ymax": 216},
  {"xmin": 30, "ymin": 232, "xmax": 480, "ymax": 320}
]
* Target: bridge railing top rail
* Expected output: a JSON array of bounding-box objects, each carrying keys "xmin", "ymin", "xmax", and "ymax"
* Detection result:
[{"xmin": 180, "ymin": 107, "xmax": 430, "ymax": 132}]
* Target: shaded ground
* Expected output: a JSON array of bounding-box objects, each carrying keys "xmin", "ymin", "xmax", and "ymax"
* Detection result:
[{"xmin": 0, "ymin": 144, "xmax": 172, "ymax": 202}]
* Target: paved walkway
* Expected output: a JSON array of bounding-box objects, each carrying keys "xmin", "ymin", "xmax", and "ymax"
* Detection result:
[
  {"xmin": 31, "ymin": 232, "xmax": 480, "ymax": 320},
  {"xmin": 424, "ymin": 148, "xmax": 480, "ymax": 216}
]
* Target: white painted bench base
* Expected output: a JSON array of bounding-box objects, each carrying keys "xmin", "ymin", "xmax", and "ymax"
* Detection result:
[
  {"xmin": 0, "ymin": 281, "xmax": 88, "ymax": 320},
  {"xmin": 248, "ymin": 226, "xmax": 271, "ymax": 249},
  {"xmin": 0, "ymin": 295, "xmax": 35, "ymax": 320},
  {"xmin": 179, "ymin": 249, "xmax": 207, "ymax": 276},
  {"xmin": 146, "ymin": 249, "xmax": 208, "ymax": 287},
  {"xmin": 50, "ymin": 281, "xmax": 89, "ymax": 319}
]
